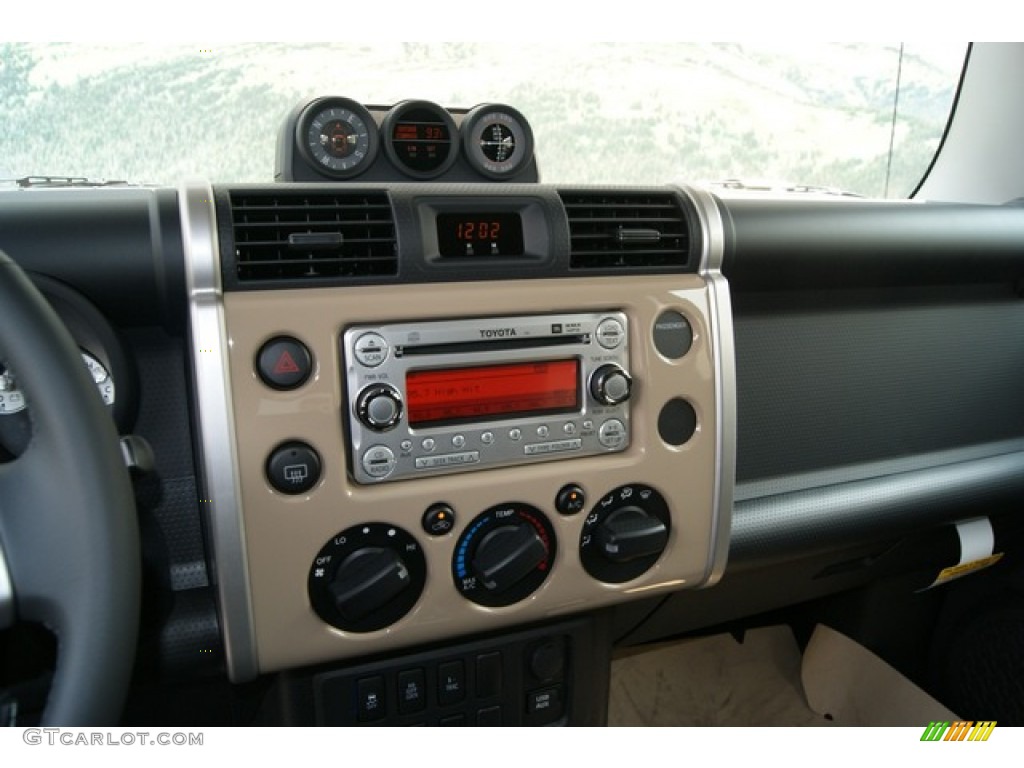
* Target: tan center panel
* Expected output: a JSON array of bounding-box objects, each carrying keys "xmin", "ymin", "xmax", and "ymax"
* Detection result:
[{"xmin": 224, "ymin": 275, "xmax": 721, "ymax": 674}]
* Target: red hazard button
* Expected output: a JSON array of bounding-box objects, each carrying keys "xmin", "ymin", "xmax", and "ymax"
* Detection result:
[{"xmin": 256, "ymin": 336, "xmax": 312, "ymax": 390}]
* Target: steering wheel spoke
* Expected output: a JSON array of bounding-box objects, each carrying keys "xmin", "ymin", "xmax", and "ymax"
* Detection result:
[{"xmin": 0, "ymin": 251, "xmax": 140, "ymax": 726}]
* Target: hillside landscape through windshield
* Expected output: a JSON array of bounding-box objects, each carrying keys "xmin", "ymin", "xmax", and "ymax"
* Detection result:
[{"xmin": 1, "ymin": 42, "xmax": 965, "ymax": 196}]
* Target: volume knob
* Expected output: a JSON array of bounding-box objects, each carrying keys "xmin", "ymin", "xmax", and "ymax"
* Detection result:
[
  {"xmin": 589, "ymin": 364, "xmax": 632, "ymax": 406},
  {"xmin": 356, "ymin": 384, "xmax": 403, "ymax": 431}
]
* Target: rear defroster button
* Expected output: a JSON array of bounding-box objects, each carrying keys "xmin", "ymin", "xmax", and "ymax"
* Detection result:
[{"xmin": 266, "ymin": 441, "xmax": 322, "ymax": 494}]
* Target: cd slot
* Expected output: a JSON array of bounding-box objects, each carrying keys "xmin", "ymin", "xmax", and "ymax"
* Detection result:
[{"xmin": 396, "ymin": 334, "xmax": 589, "ymax": 357}]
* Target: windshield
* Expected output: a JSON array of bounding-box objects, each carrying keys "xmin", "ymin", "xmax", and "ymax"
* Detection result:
[{"xmin": 1, "ymin": 42, "xmax": 966, "ymax": 197}]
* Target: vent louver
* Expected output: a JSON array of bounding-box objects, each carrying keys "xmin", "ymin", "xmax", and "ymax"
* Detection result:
[
  {"xmin": 559, "ymin": 191, "xmax": 691, "ymax": 271},
  {"xmin": 230, "ymin": 191, "xmax": 397, "ymax": 283}
]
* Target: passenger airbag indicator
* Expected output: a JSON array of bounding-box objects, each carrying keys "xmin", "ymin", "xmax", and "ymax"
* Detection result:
[{"xmin": 406, "ymin": 359, "xmax": 579, "ymax": 427}]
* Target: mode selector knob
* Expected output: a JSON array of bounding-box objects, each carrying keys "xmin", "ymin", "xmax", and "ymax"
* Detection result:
[
  {"xmin": 590, "ymin": 364, "xmax": 632, "ymax": 406},
  {"xmin": 356, "ymin": 384, "xmax": 403, "ymax": 431}
]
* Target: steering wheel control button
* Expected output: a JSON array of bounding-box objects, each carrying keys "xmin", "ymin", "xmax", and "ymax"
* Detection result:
[
  {"xmin": 596, "ymin": 317, "xmax": 626, "ymax": 349},
  {"xmin": 422, "ymin": 503, "xmax": 456, "ymax": 536},
  {"xmin": 598, "ymin": 419, "xmax": 627, "ymax": 449},
  {"xmin": 266, "ymin": 441, "xmax": 322, "ymax": 494},
  {"xmin": 256, "ymin": 336, "xmax": 312, "ymax": 390},
  {"xmin": 658, "ymin": 398, "xmax": 698, "ymax": 446},
  {"xmin": 555, "ymin": 484, "xmax": 586, "ymax": 516},
  {"xmin": 453, "ymin": 503, "xmax": 557, "ymax": 607},
  {"xmin": 361, "ymin": 445, "xmax": 396, "ymax": 478},
  {"xmin": 653, "ymin": 310, "xmax": 693, "ymax": 360},
  {"xmin": 309, "ymin": 523, "xmax": 426, "ymax": 632},
  {"xmin": 580, "ymin": 484, "xmax": 671, "ymax": 583},
  {"xmin": 353, "ymin": 332, "xmax": 389, "ymax": 367}
]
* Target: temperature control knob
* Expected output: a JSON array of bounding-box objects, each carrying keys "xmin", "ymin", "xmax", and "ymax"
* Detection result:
[
  {"xmin": 453, "ymin": 503, "xmax": 556, "ymax": 607},
  {"xmin": 473, "ymin": 524, "xmax": 547, "ymax": 593},
  {"xmin": 356, "ymin": 384, "xmax": 403, "ymax": 431},
  {"xmin": 590, "ymin": 364, "xmax": 632, "ymax": 406}
]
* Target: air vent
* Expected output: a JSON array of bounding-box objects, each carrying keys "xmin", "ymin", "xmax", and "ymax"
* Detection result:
[
  {"xmin": 559, "ymin": 191, "xmax": 691, "ymax": 271},
  {"xmin": 230, "ymin": 191, "xmax": 397, "ymax": 283}
]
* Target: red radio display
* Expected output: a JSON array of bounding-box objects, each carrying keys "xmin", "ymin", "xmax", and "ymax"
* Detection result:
[{"xmin": 406, "ymin": 359, "xmax": 580, "ymax": 427}]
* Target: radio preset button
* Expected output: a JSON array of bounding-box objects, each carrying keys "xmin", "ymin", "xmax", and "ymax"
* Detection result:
[
  {"xmin": 537, "ymin": 425, "xmax": 550, "ymax": 438},
  {"xmin": 598, "ymin": 419, "xmax": 627, "ymax": 449},
  {"xmin": 422, "ymin": 438, "xmax": 436, "ymax": 452},
  {"xmin": 452, "ymin": 434, "xmax": 466, "ymax": 449},
  {"xmin": 596, "ymin": 318, "xmax": 626, "ymax": 350},
  {"xmin": 509, "ymin": 428, "xmax": 522, "ymax": 441},
  {"xmin": 563, "ymin": 422, "xmax": 576, "ymax": 435},
  {"xmin": 362, "ymin": 446, "xmax": 396, "ymax": 478},
  {"xmin": 353, "ymin": 333, "xmax": 389, "ymax": 367},
  {"xmin": 481, "ymin": 431, "xmax": 495, "ymax": 445},
  {"xmin": 400, "ymin": 439, "xmax": 413, "ymax": 452}
]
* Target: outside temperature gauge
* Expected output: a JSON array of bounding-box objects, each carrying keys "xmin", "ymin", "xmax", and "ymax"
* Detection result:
[{"xmin": 461, "ymin": 104, "xmax": 534, "ymax": 179}]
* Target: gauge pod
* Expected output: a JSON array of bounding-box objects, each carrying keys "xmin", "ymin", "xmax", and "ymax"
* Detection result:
[
  {"xmin": 382, "ymin": 100, "xmax": 459, "ymax": 179},
  {"xmin": 461, "ymin": 103, "xmax": 535, "ymax": 180},
  {"xmin": 294, "ymin": 96, "xmax": 379, "ymax": 180}
]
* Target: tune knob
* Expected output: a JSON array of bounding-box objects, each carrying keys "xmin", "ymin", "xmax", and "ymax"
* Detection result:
[
  {"xmin": 356, "ymin": 384, "xmax": 403, "ymax": 431},
  {"xmin": 589, "ymin": 364, "xmax": 632, "ymax": 406}
]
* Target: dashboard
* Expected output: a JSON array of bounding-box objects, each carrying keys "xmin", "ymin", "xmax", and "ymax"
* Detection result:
[{"xmin": 2, "ymin": 81, "xmax": 1024, "ymax": 727}]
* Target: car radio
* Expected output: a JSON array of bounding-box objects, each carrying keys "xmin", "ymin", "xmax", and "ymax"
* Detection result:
[{"xmin": 342, "ymin": 312, "xmax": 631, "ymax": 484}]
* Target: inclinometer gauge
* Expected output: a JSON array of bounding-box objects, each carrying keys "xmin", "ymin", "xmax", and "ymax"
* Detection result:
[
  {"xmin": 295, "ymin": 97, "xmax": 379, "ymax": 179},
  {"xmin": 461, "ymin": 104, "xmax": 535, "ymax": 179}
]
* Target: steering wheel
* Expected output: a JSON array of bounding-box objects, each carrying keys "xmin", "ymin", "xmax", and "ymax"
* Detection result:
[{"xmin": 0, "ymin": 250, "xmax": 140, "ymax": 726}]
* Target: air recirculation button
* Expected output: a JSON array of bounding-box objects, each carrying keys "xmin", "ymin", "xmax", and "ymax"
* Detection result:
[{"xmin": 580, "ymin": 484, "xmax": 671, "ymax": 583}]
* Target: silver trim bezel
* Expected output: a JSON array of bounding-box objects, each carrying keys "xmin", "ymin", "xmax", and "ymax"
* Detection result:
[
  {"xmin": 676, "ymin": 182, "xmax": 736, "ymax": 586},
  {"xmin": 0, "ymin": 536, "xmax": 13, "ymax": 630},
  {"xmin": 179, "ymin": 181, "xmax": 259, "ymax": 681}
]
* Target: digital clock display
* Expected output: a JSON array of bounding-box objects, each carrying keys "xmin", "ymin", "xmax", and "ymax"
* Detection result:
[
  {"xmin": 437, "ymin": 212, "xmax": 525, "ymax": 258},
  {"xmin": 406, "ymin": 359, "xmax": 580, "ymax": 427}
]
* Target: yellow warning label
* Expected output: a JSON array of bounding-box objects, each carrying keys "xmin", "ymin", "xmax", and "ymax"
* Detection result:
[{"xmin": 932, "ymin": 553, "xmax": 1004, "ymax": 587}]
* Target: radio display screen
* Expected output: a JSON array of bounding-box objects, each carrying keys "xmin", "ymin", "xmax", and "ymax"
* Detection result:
[{"xmin": 406, "ymin": 359, "xmax": 579, "ymax": 427}]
